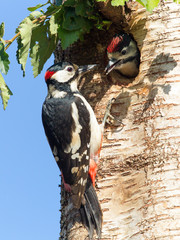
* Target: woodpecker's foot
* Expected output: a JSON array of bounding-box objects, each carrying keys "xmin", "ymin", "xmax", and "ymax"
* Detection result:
[
  {"xmin": 102, "ymin": 98, "xmax": 122, "ymax": 128},
  {"xmin": 89, "ymin": 159, "xmax": 97, "ymax": 187},
  {"xmin": 102, "ymin": 98, "xmax": 115, "ymax": 128}
]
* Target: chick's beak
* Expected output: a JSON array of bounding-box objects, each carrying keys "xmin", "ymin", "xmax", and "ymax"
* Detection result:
[{"xmin": 105, "ymin": 59, "xmax": 121, "ymax": 75}]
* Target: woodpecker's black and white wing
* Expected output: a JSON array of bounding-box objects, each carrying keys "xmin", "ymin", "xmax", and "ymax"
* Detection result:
[{"xmin": 42, "ymin": 94, "xmax": 91, "ymax": 208}]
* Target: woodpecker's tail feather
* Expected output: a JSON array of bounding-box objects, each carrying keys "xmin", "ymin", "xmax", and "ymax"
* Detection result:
[{"xmin": 80, "ymin": 176, "xmax": 102, "ymax": 239}]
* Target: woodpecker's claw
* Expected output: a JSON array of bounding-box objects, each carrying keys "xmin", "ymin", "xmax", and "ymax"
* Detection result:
[
  {"xmin": 102, "ymin": 98, "xmax": 122, "ymax": 129},
  {"xmin": 102, "ymin": 98, "xmax": 116, "ymax": 128}
]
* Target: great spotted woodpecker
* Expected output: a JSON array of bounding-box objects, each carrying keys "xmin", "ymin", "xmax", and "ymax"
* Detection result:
[
  {"xmin": 42, "ymin": 62, "xmax": 102, "ymax": 239},
  {"xmin": 105, "ymin": 33, "xmax": 140, "ymax": 77}
]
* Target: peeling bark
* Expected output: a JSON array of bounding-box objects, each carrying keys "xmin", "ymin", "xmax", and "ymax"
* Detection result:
[{"xmin": 55, "ymin": 1, "xmax": 180, "ymax": 239}]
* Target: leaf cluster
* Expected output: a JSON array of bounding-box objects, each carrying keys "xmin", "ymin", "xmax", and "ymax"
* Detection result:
[
  {"xmin": 16, "ymin": 0, "xmax": 107, "ymax": 77},
  {"xmin": 0, "ymin": 0, "xmax": 107, "ymax": 109}
]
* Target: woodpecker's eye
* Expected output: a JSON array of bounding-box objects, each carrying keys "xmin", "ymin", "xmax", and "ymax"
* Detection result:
[
  {"xmin": 67, "ymin": 67, "xmax": 73, "ymax": 72},
  {"xmin": 121, "ymin": 50, "xmax": 126, "ymax": 55}
]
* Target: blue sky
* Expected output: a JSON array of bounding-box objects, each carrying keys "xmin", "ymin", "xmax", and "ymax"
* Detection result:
[{"xmin": 0, "ymin": 1, "xmax": 61, "ymax": 240}]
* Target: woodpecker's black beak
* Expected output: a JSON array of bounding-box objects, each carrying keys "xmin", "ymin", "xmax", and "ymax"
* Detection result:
[
  {"xmin": 105, "ymin": 59, "xmax": 121, "ymax": 75},
  {"xmin": 78, "ymin": 64, "xmax": 97, "ymax": 75}
]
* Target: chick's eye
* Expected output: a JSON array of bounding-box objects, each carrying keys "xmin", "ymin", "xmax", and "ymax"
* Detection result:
[
  {"xmin": 121, "ymin": 50, "xmax": 126, "ymax": 55},
  {"xmin": 67, "ymin": 67, "xmax": 73, "ymax": 72}
]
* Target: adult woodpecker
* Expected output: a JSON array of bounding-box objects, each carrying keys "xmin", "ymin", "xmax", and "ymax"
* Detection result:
[
  {"xmin": 42, "ymin": 62, "xmax": 102, "ymax": 239},
  {"xmin": 105, "ymin": 33, "xmax": 140, "ymax": 77}
]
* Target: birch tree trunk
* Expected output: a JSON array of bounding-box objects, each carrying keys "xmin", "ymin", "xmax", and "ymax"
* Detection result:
[{"xmin": 55, "ymin": 1, "xmax": 180, "ymax": 239}]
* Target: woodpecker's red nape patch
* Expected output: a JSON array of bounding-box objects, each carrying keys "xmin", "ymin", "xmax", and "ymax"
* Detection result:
[
  {"xmin": 107, "ymin": 35, "xmax": 123, "ymax": 53},
  {"xmin": 45, "ymin": 70, "xmax": 55, "ymax": 81}
]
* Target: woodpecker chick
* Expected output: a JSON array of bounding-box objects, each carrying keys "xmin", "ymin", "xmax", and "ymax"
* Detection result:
[
  {"xmin": 42, "ymin": 62, "xmax": 102, "ymax": 239},
  {"xmin": 105, "ymin": 33, "xmax": 140, "ymax": 77}
]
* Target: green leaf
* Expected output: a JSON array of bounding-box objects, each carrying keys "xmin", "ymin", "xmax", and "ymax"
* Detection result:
[
  {"xmin": 30, "ymin": 23, "xmax": 57, "ymax": 77},
  {"xmin": 16, "ymin": 34, "xmax": 23, "ymax": 69},
  {"xmin": 0, "ymin": 43, "xmax": 10, "ymax": 74},
  {"xmin": 44, "ymin": 5, "xmax": 58, "ymax": 15},
  {"xmin": 136, "ymin": 0, "xmax": 160, "ymax": 11},
  {"xmin": 75, "ymin": 0, "xmax": 93, "ymax": 17},
  {"xmin": 17, "ymin": 18, "xmax": 33, "ymax": 74},
  {"xmin": 0, "ymin": 22, "xmax": 5, "ymax": 38},
  {"xmin": 63, "ymin": 0, "xmax": 76, "ymax": 7},
  {"xmin": 55, "ymin": 0, "xmax": 63, "ymax": 6},
  {"xmin": 63, "ymin": 7, "xmax": 92, "ymax": 31},
  {"xmin": 136, "ymin": 0, "xmax": 147, "ymax": 6},
  {"xmin": 0, "ymin": 73, "xmax": 12, "ymax": 110},
  {"xmin": 63, "ymin": 8, "xmax": 81, "ymax": 31},
  {"xmin": 29, "ymin": 11, "xmax": 43, "ymax": 20},
  {"xmin": 145, "ymin": 0, "xmax": 160, "ymax": 12},
  {"xmin": 173, "ymin": 0, "xmax": 180, "ymax": 3},
  {"xmin": 49, "ymin": 15, "xmax": 58, "ymax": 35},
  {"xmin": 111, "ymin": 0, "xmax": 128, "ymax": 6},
  {"xmin": 27, "ymin": 4, "xmax": 45, "ymax": 12},
  {"xmin": 58, "ymin": 27, "xmax": 81, "ymax": 49}
]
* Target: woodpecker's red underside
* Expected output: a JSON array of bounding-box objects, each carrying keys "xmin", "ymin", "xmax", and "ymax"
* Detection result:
[
  {"xmin": 89, "ymin": 159, "xmax": 97, "ymax": 187},
  {"xmin": 107, "ymin": 35, "xmax": 123, "ymax": 53},
  {"xmin": 89, "ymin": 134, "xmax": 103, "ymax": 186},
  {"xmin": 45, "ymin": 71, "xmax": 55, "ymax": 81}
]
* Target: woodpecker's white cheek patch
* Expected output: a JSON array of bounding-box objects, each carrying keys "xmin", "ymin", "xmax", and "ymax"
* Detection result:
[{"xmin": 52, "ymin": 70, "xmax": 74, "ymax": 83}]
